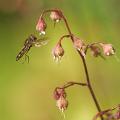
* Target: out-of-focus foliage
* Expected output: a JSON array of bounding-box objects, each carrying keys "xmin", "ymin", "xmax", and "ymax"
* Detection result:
[{"xmin": 0, "ymin": 0, "xmax": 120, "ymax": 120}]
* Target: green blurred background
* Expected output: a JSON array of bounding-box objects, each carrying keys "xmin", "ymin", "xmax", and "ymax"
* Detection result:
[{"xmin": 0, "ymin": 0, "xmax": 120, "ymax": 120}]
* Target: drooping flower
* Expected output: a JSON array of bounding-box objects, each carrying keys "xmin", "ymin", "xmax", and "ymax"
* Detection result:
[
  {"xmin": 90, "ymin": 45, "xmax": 101, "ymax": 57},
  {"xmin": 100, "ymin": 43, "xmax": 115, "ymax": 56},
  {"xmin": 114, "ymin": 111, "xmax": 120, "ymax": 119},
  {"xmin": 56, "ymin": 95, "xmax": 68, "ymax": 112},
  {"xmin": 54, "ymin": 88, "xmax": 68, "ymax": 112},
  {"xmin": 36, "ymin": 17, "xmax": 47, "ymax": 35},
  {"xmin": 52, "ymin": 42, "xmax": 64, "ymax": 62},
  {"xmin": 73, "ymin": 36, "xmax": 86, "ymax": 57},
  {"xmin": 104, "ymin": 112, "xmax": 115, "ymax": 120},
  {"xmin": 50, "ymin": 10, "xmax": 62, "ymax": 22},
  {"xmin": 54, "ymin": 88, "xmax": 66, "ymax": 100},
  {"xmin": 114, "ymin": 106, "xmax": 120, "ymax": 119}
]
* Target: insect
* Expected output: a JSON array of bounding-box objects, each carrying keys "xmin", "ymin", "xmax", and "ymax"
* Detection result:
[{"xmin": 16, "ymin": 34, "xmax": 48, "ymax": 62}]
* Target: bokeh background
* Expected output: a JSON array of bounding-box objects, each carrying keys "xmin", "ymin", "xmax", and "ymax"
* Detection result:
[{"xmin": 0, "ymin": 0, "xmax": 120, "ymax": 120}]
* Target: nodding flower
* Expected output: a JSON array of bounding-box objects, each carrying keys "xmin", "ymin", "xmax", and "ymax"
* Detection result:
[
  {"xmin": 36, "ymin": 17, "xmax": 47, "ymax": 35},
  {"xmin": 114, "ymin": 111, "xmax": 120, "ymax": 119},
  {"xmin": 54, "ymin": 88, "xmax": 66, "ymax": 100},
  {"xmin": 52, "ymin": 42, "xmax": 64, "ymax": 62},
  {"xmin": 73, "ymin": 36, "xmax": 86, "ymax": 58},
  {"xmin": 114, "ymin": 105, "xmax": 120, "ymax": 119},
  {"xmin": 50, "ymin": 10, "xmax": 62, "ymax": 22},
  {"xmin": 99, "ymin": 43, "xmax": 115, "ymax": 56},
  {"xmin": 90, "ymin": 45, "xmax": 101, "ymax": 57},
  {"xmin": 56, "ymin": 95, "xmax": 68, "ymax": 112},
  {"xmin": 104, "ymin": 111, "xmax": 115, "ymax": 120},
  {"xmin": 54, "ymin": 88, "xmax": 68, "ymax": 112}
]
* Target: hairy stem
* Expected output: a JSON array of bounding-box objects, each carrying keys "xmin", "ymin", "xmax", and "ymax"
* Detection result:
[{"xmin": 62, "ymin": 12, "xmax": 104, "ymax": 120}]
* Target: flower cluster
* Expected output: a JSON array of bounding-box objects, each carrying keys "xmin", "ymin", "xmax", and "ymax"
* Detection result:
[
  {"xmin": 35, "ymin": 9, "xmax": 116, "ymax": 117},
  {"xmin": 36, "ymin": 10, "xmax": 62, "ymax": 35},
  {"xmin": 54, "ymin": 88, "xmax": 68, "ymax": 112},
  {"xmin": 16, "ymin": 7, "xmax": 117, "ymax": 120},
  {"xmin": 36, "ymin": 9, "xmax": 115, "ymax": 62},
  {"xmin": 88, "ymin": 43, "xmax": 115, "ymax": 58},
  {"xmin": 93, "ymin": 105, "xmax": 120, "ymax": 120}
]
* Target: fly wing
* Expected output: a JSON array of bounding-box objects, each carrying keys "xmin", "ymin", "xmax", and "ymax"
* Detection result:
[{"xmin": 34, "ymin": 37, "xmax": 49, "ymax": 47}]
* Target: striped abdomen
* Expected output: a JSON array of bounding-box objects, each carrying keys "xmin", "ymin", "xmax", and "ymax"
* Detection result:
[{"xmin": 16, "ymin": 46, "xmax": 31, "ymax": 61}]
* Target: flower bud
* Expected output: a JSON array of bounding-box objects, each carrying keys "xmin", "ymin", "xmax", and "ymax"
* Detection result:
[
  {"xmin": 50, "ymin": 11, "xmax": 62, "ymax": 22},
  {"xmin": 90, "ymin": 45, "xmax": 101, "ymax": 57},
  {"xmin": 100, "ymin": 43, "xmax": 115, "ymax": 56},
  {"xmin": 36, "ymin": 17, "xmax": 47, "ymax": 35},
  {"xmin": 52, "ymin": 43, "xmax": 64, "ymax": 62},
  {"xmin": 104, "ymin": 112, "xmax": 115, "ymax": 120},
  {"xmin": 54, "ymin": 88, "xmax": 66, "ymax": 100},
  {"xmin": 114, "ymin": 111, "xmax": 120, "ymax": 119},
  {"xmin": 73, "ymin": 36, "xmax": 86, "ymax": 57},
  {"xmin": 56, "ymin": 96, "xmax": 68, "ymax": 112}
]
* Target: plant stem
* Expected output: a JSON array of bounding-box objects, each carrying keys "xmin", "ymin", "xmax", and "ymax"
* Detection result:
[
  {"xmin": 62, "ymin": 81, "xmax": 87, "ymax": 89},
  {"xmin": 81, "ymin": 56, "xmax": 103, "ymax": 120},
  {"xmin": 62, "ymin": 13, "xmax": 104, "ymax": 120},
  {"xmin": 41, "ymin": 9, "xmax": 103, "ymax": 119},
  {"xmin": 58, "ymin": 34, "xmax": 71, "ymax": 44}
]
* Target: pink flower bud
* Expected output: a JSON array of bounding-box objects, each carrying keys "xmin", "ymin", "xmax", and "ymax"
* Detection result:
[
  {"xmin": 90, "ymin": 45, "xmax": 101, "ymax": 57},
  {"xmin": 50, "ymin": 11, "xmax": 62, "ymax": 22},
  {"xmin": 104, "ymin": 112, "xmax": 115, "ymax": 120},
  {"xmin": 100, "ymin": 43, "xmax": 115, "ymax": 56},
  {"xmin": 73, "ymin": 36, "xmax": 86, "ymax": 57},
  {"xmin": 114, "ymin": 106, "xmax": 120, "ymax": 119},
  {"xmin": 54, "ymin": 88, "xmax": 66, "ymax": 100},
  {"xmin": 114, "ymin": 111, "xmax": 120, "ymax": 119},
  {"xmin": 52, "ymin": 43, "xmax": 64, "ymax": 62},
  {"xmin": 36, "ymin": 17, "xmax": 47, "ymax": 35},
  {"xmin": 56, "ymin": 96, "xmax": 68, "ymax": 112}
]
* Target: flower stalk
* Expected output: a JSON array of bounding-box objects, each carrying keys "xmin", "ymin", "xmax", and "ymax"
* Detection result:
[
  {"xmin": 60, "ymin": 9, "xmax": 104, "ymax": 120},
  {"xmin": 39, "ymin": 8, "xmax": 104, "ymax": 120},
  {"xmin": 36, "ymin": 8, "xmax": 115, "ymax": 120},
  {"xmin": 56, "ymin": 81, "xmax": 87, "ymax": 89}
]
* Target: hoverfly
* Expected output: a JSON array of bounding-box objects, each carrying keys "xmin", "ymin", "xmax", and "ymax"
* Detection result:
[{"xmin": 16, "ymin": 34, "xmax": 48, "ymax": 62}]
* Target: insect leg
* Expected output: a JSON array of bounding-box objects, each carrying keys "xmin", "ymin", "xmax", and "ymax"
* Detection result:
[{"xmin": 25, "ymin": 54, "xmax": 29, "ymax": 63}]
